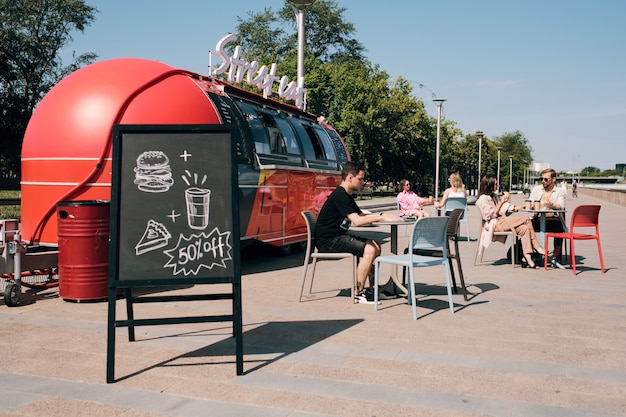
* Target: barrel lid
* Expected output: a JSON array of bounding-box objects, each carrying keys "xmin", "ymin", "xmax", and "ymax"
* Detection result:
[{"xmin": 56, "ymin": 200, "xmax": 110, "ymax": 207}]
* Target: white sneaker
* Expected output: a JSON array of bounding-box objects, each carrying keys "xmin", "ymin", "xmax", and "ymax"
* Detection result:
[{"xmin": 355, "ymin": 288, "xmax": 381, "ymax": 304}]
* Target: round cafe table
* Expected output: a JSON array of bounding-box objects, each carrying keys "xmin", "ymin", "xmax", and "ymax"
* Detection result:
[
  {"xmin": 373, "ymin": 219, "xmax": 417, "ymax": 295},
  {"xmin": 519, "ymin": 208, "xmax": 567, "ymax": 242},
  {"xmin": 519, "ymin": 208, "xmax": 567, "ymax": 268}
]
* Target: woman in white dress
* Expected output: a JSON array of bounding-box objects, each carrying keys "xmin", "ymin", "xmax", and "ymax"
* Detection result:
[{"xmin": 434, "ymin": 172, "xmax": 467, "ymax": 210}]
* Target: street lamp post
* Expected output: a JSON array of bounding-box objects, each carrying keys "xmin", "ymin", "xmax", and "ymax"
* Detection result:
[
  {"xmin": 477, "ymin": 131, "xmax": 483, "ymax": 194},
  {"xmin": 286, "ymin": 0, "xmax": 319, "ymax": 110},
  {"xmin": 496, "ymin": 147, "xmax": 502, "ymax": 194},
  {"xmin": 509, "ymin": 155, "xmax": 513, "ymax": 192},
  {"xmin": 433, "ymin": 98, "xmax": 447, "ymax": 201}
]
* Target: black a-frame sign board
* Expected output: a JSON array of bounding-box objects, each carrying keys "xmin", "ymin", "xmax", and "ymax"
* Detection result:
[{"xmin": 106, "ymin": 124, "xmax": 242, "ymax": 382}]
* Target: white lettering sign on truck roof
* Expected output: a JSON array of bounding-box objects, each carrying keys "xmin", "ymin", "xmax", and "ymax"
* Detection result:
[{"xmin": 212, "ymin": 34, "xmax": 306, "ymax": 108}]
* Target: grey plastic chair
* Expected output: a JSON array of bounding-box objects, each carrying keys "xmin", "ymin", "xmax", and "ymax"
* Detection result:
[
  {"xmin": 443, "ymin": 197, "xmax": 470, "ymax": 240},
  {"xmin": 373, "ymin": 216, "xmax": 454, "ymax": 320},
  {"xmin": 413, "ymin": 209, "xmax": 467, "ymax": 301},
  {"xmin": 299, "ymin": 210, "xmax": 357, "ymax": 303}
]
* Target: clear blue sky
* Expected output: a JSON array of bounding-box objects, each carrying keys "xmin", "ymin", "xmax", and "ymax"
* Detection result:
[{"xmin": 63, "ymin": 0, "xmax": 626, "ymax": 172}]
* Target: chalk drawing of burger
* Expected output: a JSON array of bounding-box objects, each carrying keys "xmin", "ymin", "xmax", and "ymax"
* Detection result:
[{"xmin": 133, "ymin": 150, "xmax": 174, "ymax": 193}]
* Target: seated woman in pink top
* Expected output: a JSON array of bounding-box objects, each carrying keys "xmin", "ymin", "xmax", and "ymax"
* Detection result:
[{"xmin": 396, "ymin": 179, "xmax": 434, "ymax": 218}]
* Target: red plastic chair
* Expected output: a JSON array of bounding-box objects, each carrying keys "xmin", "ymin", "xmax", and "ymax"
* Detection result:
[{"xmin": 543, "ymin": 205, "xmax": 605, "ymax": 275}]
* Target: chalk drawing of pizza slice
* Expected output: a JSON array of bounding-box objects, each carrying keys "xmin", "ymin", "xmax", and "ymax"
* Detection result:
[{"xmin": 135, "ymin": 219, "xmax": 172, "ymax": 255}]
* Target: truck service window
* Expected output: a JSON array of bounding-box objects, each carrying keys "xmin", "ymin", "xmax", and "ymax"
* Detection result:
[
  {"xmin": 312, "ymin": 125, "xmax": 337, "ymax": 162},
  {"xmin": 235, "ymin": 102, "xmax": 271, "ymax": 155},
  {"xmin": 260, "ymin": 113, "xmax": 287, "ymax": 154},
  {"xmin": 274, "ymin": 116, "xmax": 301, "ymax": 156}
]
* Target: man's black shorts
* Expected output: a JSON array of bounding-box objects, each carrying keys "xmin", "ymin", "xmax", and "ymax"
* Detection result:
[{"xmin": 316, "ymin": 234, "xmax": 367, "ymax": 257}]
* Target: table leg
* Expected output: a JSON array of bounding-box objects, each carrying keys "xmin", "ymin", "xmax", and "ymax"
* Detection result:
[
  {"xmin": 558, "ymin": 213, "xmax": 568, "ymax": 232},
  {"xmin": 388, "ymin": 224, "xmax": 408, "ymax": 295},
  {"xmin": 539, "ymin": 213, "xmax": 546, "ymax": 243}
]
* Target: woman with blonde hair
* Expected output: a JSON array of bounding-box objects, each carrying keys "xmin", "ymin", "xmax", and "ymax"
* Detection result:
[{"xmin": 434, "ymin": 172, "xmax": 467, "ymax": 210}]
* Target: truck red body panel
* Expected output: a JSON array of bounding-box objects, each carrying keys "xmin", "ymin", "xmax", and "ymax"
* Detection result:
[{"xmin": 21, "ymin": 58, "xmax": 347, "ymax": 248}]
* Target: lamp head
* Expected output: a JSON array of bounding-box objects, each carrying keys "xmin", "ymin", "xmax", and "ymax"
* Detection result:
[
  {"xmin": 286, "ymin": 0, "xmax": 319, "ymax": 8},
  {"xmin": 432, "ymin": 98, "xmax": 447, "ymax": 106}
]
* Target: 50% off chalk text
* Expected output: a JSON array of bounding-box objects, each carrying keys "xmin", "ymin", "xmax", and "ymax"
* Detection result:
[{"xmin": 164, "ymin": 228, "xmax": 232, "ymax": 276}]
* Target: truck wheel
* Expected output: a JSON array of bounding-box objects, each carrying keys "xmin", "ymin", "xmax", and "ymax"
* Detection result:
[
  {"xmin": 4, "ymin": 282, "xmax": 19, "ymax": 307},
  {"xmin": 275, "ymin": 244, "xmax": 293, "ymax": 257}
]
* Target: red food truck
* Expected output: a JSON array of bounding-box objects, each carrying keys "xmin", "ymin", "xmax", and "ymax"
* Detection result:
[{"xmin": 3, "ymin": 42, "xmax": 349, "ymax": 305}]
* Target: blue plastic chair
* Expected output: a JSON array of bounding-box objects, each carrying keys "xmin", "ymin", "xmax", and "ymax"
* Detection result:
[
  {"xmin": 443, "ymin": 197, "xmax": 470, "ymax": 240},
  {"xmin": 373, "ymin": 216, "xmax": 454, "ymax": 320}
]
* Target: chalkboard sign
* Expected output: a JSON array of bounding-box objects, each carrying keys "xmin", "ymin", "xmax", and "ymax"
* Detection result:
[
  {"xmin": 109, "ymin": 124, "xmax": 240, "ymax": 284},
  {"xmin": 107, "ymin": 124, "xmax": 243, "ymax": 381}
]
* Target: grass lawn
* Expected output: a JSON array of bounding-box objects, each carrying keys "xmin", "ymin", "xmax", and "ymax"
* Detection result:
[{"xmin": 0, "ymin": 190, "xmax": 21, "ymax": 220}]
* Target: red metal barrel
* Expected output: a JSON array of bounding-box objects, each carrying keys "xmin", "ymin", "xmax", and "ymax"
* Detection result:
[{"xmin": 57, "ymin": 200, "xmax": 110, "ymax": 301}]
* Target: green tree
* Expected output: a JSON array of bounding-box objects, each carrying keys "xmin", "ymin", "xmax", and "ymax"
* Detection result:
[
  {"xmin": 492, "ymin": 130, "xmax": 534, "ymax": 189},
  {"xmin": 232, "ymin": 1, "xmax": 533, "ymax": 191},
  {"xmin": 317, "ymin": 65, "xmax": 438, "ymax": 190},
  {"xmin": 581, "ymin": 166, "xmax": 600, "ymax": 176},
  {"xmin": 451, "ymin": 132, "xmax": 485, "ymax": 194},
  {"xmin": 236, "ymin": 1, "xmax": 441, "ymax": 186},
  {"xmin": 277, "ymin": 0, "xmax": 365, "ymax": 63},
  {"xmin": 383, "ymin": 77, "xmax": 437, "ymax": 191},
  {"xmin": 601, "ymin": 168, "xmax": 622, "ymax": 177},
  {"xmin": 320, "ymin": 60, "xmax": 392, "ymax": 180},
  {"xmin": 235, "ymin": 8, "xmax": 284, "ymax": 65},
  {"xmin": 0, "ymin": 0, "xmax": 97, "ymax": 176},
  {"xmin": 236, "ymin": 0, "xmax": 365, "ymax": 72}
]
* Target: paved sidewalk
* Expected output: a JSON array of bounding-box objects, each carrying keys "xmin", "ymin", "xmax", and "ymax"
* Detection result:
[{"xmin": 1, "ymin": 192, "xmax": 625, "ymax": 416}]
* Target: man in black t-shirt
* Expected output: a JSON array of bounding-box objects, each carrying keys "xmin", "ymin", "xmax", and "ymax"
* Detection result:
[{"xmin": 315, "ymin": 161, "xmax": 402, "ymax": 304}]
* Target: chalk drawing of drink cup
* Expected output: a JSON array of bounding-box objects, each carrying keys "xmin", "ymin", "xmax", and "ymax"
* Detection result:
[{"xmin": 185, "ymin": 187, "xmax": 211, "ymax": 230}]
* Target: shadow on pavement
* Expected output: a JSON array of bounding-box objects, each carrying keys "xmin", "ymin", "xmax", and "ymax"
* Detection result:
[{"xmin": 114, "ymin": 319, "xmax": 363, "ymax": 380}]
